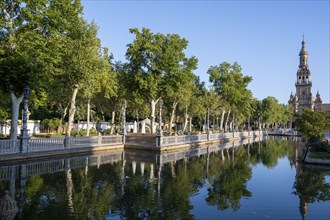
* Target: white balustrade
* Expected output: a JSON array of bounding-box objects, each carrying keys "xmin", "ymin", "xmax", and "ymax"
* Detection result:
[
  {"xmin": 28, "ymin": 137, "xmax": 65, "ymax": 152},
  {"xmin": 0, "ymin": 139, "xmax": 20, "ymax": 154}
]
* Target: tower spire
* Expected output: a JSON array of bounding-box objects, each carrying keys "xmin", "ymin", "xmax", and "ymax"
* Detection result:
[{"xmin": 299, "ymin": 36, "xmax": 308, "ymax": 67}]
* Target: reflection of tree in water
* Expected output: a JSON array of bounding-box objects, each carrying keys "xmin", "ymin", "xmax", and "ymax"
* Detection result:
[
  {"xmin": 206, "ymin": 147, "xmax": 252, "ymax": 211},
  {"xmin": 4, "ymin": 139, "xmax": 308, "ymax": 219},
  {"xmin": 23, "ymin": 173, "xmax": 70, "ymax": 219},
  {"xmin": 292, "ymin": 167, "xmax": 330, "ymax": 220},
  {"xmin": 22, "ymin": 161, "xmax": 122, "ymax": 220},
  {"xmin": 249, "ymin": 139, "xmax": 294, "ymax": 168},
  {"xmin": 205, "ymin": 139, "xmax": 294, "ymax": 212}
]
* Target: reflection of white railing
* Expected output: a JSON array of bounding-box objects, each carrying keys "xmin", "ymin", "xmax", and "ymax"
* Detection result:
[{"xmin": 0, "ymin": 152, "xmax": 123, "ymax": 180}]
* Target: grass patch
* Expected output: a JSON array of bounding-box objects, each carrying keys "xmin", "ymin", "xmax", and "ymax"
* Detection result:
[{"xmin": 309, "ymin": 151, "xmax": 330, "ymax": 159}]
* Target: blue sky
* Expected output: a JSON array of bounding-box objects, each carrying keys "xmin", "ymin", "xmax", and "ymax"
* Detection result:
[{"xmin": 81, "ymin": 0, "xmax": 329, "ymax": 104}]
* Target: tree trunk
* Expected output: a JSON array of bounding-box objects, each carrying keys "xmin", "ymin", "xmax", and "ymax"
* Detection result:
[
  {"xmin": 182, "ymin": 105, "xmax": 189, "ymax": 133},
  {"xmin": 150, "ymin": 100, "xmax": 155, "ymax": 134},
  {"xmin": 10, "ymin": 92, "xmax": 23, "ymax": 140},
  {"xmin": 110, "ymin": 111, "xmax": 115, "ymax": 134},
  {"xmin": 87, "ymin": 98, "xmax": 90, "ymax": 136},
  {"xmin": 220, "ymin": 110, "xmax": 225, "ymax": 131},
  {"xmin": 225, "ymin": 110, "xmax": 231, "ymax": 132},
  {"xmin": 60, "ymin": 102, "xmax": 70, "ymax": 133},
  {"xmin": 189, "ymin": 116, "xmax": 192, "ymax": 133},
  {"xmin": 232, "ymin": 112, "xmax": 235, "ymax": 131},
  {"xmin": 169, "ymin": 100, "xmax": 178, "ymax": 135},
  {"xmin": 66, "ymin": 85, "xmax": 79, "ymax": 137},
  {"xmin": 150, "ymin": 99, "xmax": 157, "ymax": 134},
  {"xmin": 101, "ymin": 110, "xmax": 105, "ymax": 121}
]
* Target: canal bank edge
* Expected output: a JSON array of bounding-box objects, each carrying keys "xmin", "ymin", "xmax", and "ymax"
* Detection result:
[
  {"xmin": 303, "ymin": 147, "xmax": 330, "ymax": 166},
  {"xmin": 0, "ymin": 132, "xmax": 264, "ymax": 163}
]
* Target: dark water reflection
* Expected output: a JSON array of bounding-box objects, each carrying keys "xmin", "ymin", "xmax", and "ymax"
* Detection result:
[{"xmin": 0, "ymin": 137, "xmax": 329, "ymax": 219}]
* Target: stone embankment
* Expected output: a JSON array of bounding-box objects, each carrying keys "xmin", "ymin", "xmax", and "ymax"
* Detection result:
[{"xmin": 0, "ymin": 131, "xmax": 267, "ymax": 163}]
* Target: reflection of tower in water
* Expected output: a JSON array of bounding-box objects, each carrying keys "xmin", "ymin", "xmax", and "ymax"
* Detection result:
[{"xmin": 291, "ymin": 139, "xmax": 308, "ymax": 220}]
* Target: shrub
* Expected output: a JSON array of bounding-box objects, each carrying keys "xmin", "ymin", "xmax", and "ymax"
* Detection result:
[
  {"xmin": 308, "ymin": 140, "xmax": 330, "ymax": 153},
  {"xmin": 41, "ymin": 118, "xmax": 62, "ymax": 133},
  {"xmin": 78, "ymin": 128, "xmax": 99, "ymax": 136},
  {"xmin": 70, "ymin": 130, "xmax": 79, "ymax": 137},
  {"xmin": 103, "ymin": 129, "xmax": 112, "ymax": 135}
]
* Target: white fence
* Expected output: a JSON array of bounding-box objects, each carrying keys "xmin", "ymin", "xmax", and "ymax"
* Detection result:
[
  {"xmin": 0, "ymin": 135, "xmax": 123, "ymax": 155},
  {"xmin": 0, "ymin": 131, "xmax": 268, "ymax": 155},
  {"xmin": 161, "ymin": 131, "xmax": 264, "ymax": 147}
]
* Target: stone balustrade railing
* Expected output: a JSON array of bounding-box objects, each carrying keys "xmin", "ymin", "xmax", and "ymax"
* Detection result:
[
  {"xmin": 0, "ymin": 135, "xmax": 123, "ymax": 155},
  {"xmin": 0, "ymin": 139, "xmax": 20, "ymax": 154},
  {"xmin": 0, "ymin": 131, "xmax": 268, "ymax": 155},
  {"xmin": 0, "ymin": 135, "xmax": 265, "ymax": 181},
  {"xmin": 161, "ymin": 130, "xmax": 265, "ymax": 147}
]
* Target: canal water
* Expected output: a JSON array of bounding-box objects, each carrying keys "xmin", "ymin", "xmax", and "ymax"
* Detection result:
[{"xmin": 0, "ymin": 137, "xmax": 329, "ymax": 219}]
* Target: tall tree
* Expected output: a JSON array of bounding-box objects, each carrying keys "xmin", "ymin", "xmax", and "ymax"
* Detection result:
[
  {"xmin": 0, "ymin": 0, "xmax": 84, "ymax": 139},
  {"xmin": 208, "ymin": 62, "xmax": 253, "ymax": 131},
  {"xmin": 125, "ymin": 28, "xmax": 198, "ymax": 134},
  {"xmin": 58, "ymin": 19, "xmax": 111, "ymax": 136}
]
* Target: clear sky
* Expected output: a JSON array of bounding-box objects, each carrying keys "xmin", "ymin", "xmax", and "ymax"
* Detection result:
[{"xmin": 81, "ymin": 0, "xmax": 329, "ymax": 104}]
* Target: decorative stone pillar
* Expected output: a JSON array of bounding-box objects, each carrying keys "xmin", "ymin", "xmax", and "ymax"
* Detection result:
[{"xmin": 19, "ymin": 86, "xmax": 30, "ymax": 153}]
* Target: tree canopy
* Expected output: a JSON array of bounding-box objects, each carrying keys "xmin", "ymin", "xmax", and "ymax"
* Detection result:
[
  {"xmin": 295, "ymin": 109, "xmax": 330, "ymax": 143},
  {"xmin": 0, "ymin": 3, "xmax": 293, "ymax": 137}
]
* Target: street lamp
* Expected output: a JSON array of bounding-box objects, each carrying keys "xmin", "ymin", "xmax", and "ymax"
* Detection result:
[
  {"xmin": 19, "ymin": 86, "xmax": 30, "ymax": 153},
  {"xmin": 157, "ymin": 98, "xmax": 163, "ymax": 147},
  {"xmin": 207, "ymin": 108, "xmax": 210, "ymax": 141},
  {"xmin": 121, "ymin": 99, "xmax": 127, "ymax": 144}
]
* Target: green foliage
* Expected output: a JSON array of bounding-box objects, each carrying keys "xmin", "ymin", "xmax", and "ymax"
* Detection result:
[
  {"xmin": 41, "ymin": 118, "xmax": 62, "ymax": 133},
  {"xmin": 295, "ymin": 109, "xmax": 330, "ymax": 143},
  {"xmin": 307, "ymin": 139, "xmax": 330, "ymax": 153},
  {"xmin": 0, "ymin": 108, "xmax": 9, "ymax": 122},
  {"xmin": 78, "ymin": 128, "xmax": 98, "ymax": 136},
  {"xmin": 124, "ymin": 28, "xmax": 198, "ymax": 118},
  {"xmin": 208, "ymin": 62, "xmax": 254, "ymax": 123}
]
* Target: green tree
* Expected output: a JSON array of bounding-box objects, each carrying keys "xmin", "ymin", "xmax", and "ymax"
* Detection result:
[
  {"xmin": 295, "ymin": 109, "xmax": 330, "ymax": 143},
  {"xmin": 125, "ymin": 28, "xmax": 198, "ymax": 134},
  {"xmin": 0, "ymin": 0, "xmax": 85, "ymax": 139},
  {"xmin": 208, "ymin": 62, "xmax": 253, "ymax": 131}
]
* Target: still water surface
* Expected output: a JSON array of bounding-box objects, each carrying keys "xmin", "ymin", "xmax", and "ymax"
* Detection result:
[{"xmin": 0, "ymin": 137, "xmax": 329, "ymax": 219}]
